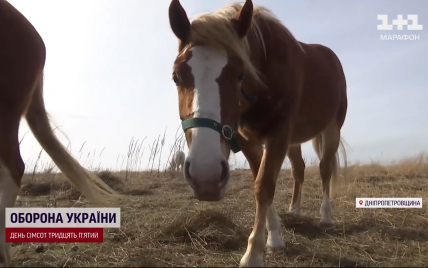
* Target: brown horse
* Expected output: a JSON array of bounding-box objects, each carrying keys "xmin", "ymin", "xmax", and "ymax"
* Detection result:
[
  {"xmin": 168, "ymin": 0, "xmax": 348, "ymax": 266},
  {"xmin": 0, "ymin": 2, "xmax": 118, "ymax": 266}
]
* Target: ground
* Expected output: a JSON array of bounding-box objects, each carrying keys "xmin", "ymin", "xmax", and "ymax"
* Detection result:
[{"xmin": 11, "ymin": 155, "xmax": 428, "ymax": 267}]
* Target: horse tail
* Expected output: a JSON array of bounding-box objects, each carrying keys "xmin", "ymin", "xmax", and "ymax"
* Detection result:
[{"xmin": 25, "ymin": 74, "xmax": 119, "ymax": 205}]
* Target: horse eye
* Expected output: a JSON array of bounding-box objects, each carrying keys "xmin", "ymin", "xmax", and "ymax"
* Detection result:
[
  {"xmin": 172, "ymin": 74, "xmax": 180, "ymax": 85},
  {"xmin": 237, "ymin": 74, "xmax": 244, "ymax": 82}
]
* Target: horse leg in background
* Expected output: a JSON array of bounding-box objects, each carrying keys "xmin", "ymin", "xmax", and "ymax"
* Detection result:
[
  {"xmin": 287, "ymin": 145, "xmax": 305, "ymax": 214},
  {"xmin": 312, "ymin": 122, "xmax": 341, "ymax": 228},
  {"xmin": 168, "ymin": 161, "xmax": 174, "ymax": 172},
  {"xmin": 237, "ymin": 138, "xmax": 286, "ymax": 255},
  {"xmin": 0, "ymin": 110, "xmax": 24, "ymax": 266},
  {"xmin": 180, "ymin": 154, "xmax": 185, "ymax": 173},
  {"xmin": 169, "ymin": 161, "xmax": 176, "ymax": 173}
]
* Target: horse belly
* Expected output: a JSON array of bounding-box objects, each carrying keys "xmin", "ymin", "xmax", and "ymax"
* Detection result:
[
  {"xmin": 290, "ymin": 80, "xmax": 343, "ymax": 144},
  {"xmin": 290, "ymin": 106, "xmax": 337, "ymax": 145},
  {"xmin": 290, "ymin": 120, "xmax": 323, "ymax": 145}
]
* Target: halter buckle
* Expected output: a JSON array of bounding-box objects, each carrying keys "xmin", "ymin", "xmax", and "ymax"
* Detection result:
[{"xmin": 222, "ymin": 125, "xmax": 234, "ymax": 140}]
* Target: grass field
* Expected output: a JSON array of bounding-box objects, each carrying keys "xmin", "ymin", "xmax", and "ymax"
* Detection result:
[{"xmin": 11, "ymin": 151, "xmax": 428, "ymax": 267}]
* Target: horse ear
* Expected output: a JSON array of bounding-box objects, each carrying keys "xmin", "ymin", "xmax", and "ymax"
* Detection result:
[
  {"xmin": 169, "ymin": 0, "xmax": 191, "ymax": 43},
  {"xmin": 231, "ymin": 0, "xmax": 253, "ymax": 38}
]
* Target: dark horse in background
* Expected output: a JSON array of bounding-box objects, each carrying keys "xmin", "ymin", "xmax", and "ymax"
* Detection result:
[
  {"xmin": 168, "ymin": 0, "xmax": 348, "ymax": 266},
  {"xmin": 0, "ymin": 2, "xmax": 118, "ymax": 266}
]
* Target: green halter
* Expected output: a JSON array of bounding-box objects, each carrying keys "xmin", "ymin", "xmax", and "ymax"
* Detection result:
[{"xmin": 181, "ymin": 87, "xmax": 257, "ymax": 153}]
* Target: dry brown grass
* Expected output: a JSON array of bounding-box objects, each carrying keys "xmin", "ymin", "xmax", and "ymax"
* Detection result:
[{"xmin": 11, "ymin": 152, "xmax": 428, "ymax": 267}]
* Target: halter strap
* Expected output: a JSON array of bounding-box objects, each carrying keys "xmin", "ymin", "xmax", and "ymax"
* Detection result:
[{"xmin": 181, "ymin": 87, "xmax": 257, "ymax": 153}]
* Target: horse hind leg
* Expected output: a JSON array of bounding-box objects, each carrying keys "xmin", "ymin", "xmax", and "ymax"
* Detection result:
[
  {"xmin": 287, "ymin": 145, "xmax": 305, "ymax": 214},
  {"xmin": 0, "ymin": 111, "xmax": 25, "ymax": 266},
  {"xmin": 312, "ymin": 123, "xmax": 341, "ymax": 228}
]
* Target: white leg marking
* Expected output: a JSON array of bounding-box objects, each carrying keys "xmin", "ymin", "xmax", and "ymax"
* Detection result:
[
  {"xmin": 0, "ymin": 162, "xmax": 20, "ymax": 266},
  {"xmin": 239, "ymin": 207, "xmax": 268, "ymax": 267},
  {"xmin": 289, "ymin": 182, "xmax": 302, "ymax": 214},
  {"xmin": 240, "ymin": 230, "xmax": 265, "ymax": 267},
  {"xmin": 266, "ymin": 204, "xmax": 285, "ymax": 251},
  {"xmin": 320, "ymin": 191, "xmax": 334, "ymax": 226}
]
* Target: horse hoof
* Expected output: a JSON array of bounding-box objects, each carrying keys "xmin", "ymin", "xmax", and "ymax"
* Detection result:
[
  {"xmin": 239, "ymin": 251, "xmax": 264, "ymax": 267},
  {"xmin": 288, "ymin": 209, "xmax": 300, "ymax": 215},
  {"xmin": 266, "ymin": 245, "xmax": 285, "ymax": 254},
  {"xmin": 266, "ymin": 233, "xmax": 285, "ymax": 254},
  {"xmin": 0, "ymin": 244, "xmax": 12, "ymax": 267},
  {"xmin": 319, "ymin": 219, "xmax": 335, "ymax": 230}
]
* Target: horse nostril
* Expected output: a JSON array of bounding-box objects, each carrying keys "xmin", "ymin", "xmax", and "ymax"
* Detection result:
[{"xmin": 220, "ymin": 160, "xmax": 229, "ymax": 186}]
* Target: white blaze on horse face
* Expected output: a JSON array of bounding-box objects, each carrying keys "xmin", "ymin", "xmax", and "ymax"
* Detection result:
[{"xmin": 186, "ymin": 46, "xmax": 228, "ymax": 182}]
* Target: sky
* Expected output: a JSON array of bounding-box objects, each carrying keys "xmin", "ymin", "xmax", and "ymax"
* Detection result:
[{"xmin": 7, "ymin": 0, "xmax": 428, "ymax": 172}]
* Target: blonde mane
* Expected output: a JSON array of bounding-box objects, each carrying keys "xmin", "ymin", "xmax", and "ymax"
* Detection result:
[{"xmin": 181, "ymin": 2, "xmax": 305, "ymax": 86}]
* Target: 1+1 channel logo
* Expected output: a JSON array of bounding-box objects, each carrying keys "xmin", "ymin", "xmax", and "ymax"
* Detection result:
[{"xmin": 377, "ymin": 14, "xmax": 423, "ymax": 41}]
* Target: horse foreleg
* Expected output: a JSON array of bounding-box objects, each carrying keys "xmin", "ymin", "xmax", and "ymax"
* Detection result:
[
  {"xmin": 239, "ymin": 127, "xmax": 290, "ymax": 267},
  {"xmin": 265, "ymin": 203, "xmax": 285, "ymax": 253},
  {"xmin": 238, "ymin": 139, "xmax": 285, "ymax": 255},
  {"xmin": 0, "ymin": 165, "xmax": 19, "ymax": 267},
  {"xmin": 0, "ymin": 114, "xmax": 24, "ymax": 266}
]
